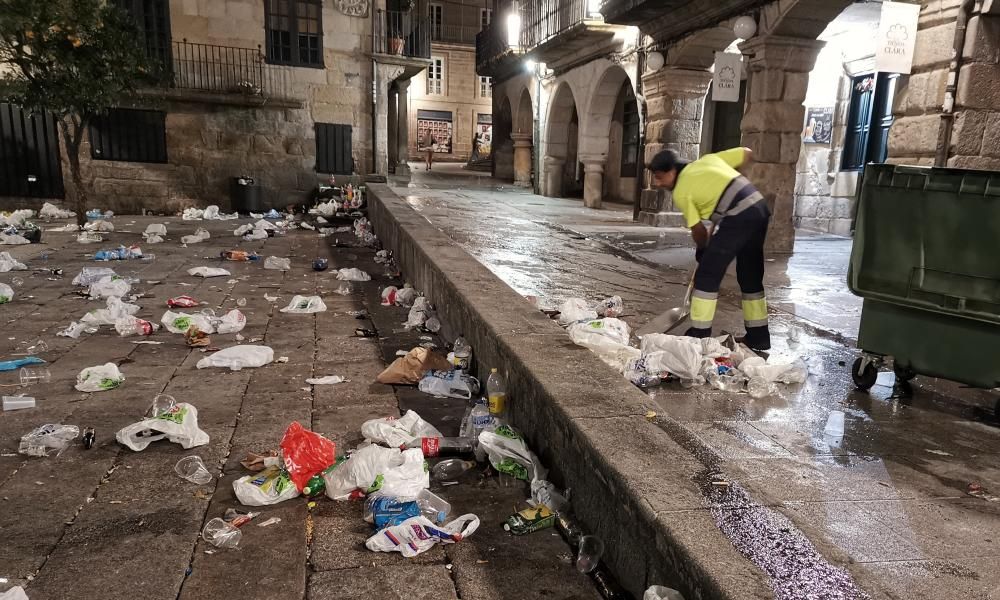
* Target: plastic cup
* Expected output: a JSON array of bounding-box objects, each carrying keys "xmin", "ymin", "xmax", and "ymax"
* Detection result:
[
  {"xmin": 149, "ymin": 393, "xmax": 176, "ymax": 418},
  {"xmin": 175, "ymin": 455, "xmax": 213, "ymax": 485},
  {"xmin": 19, "ymin": 366, "xmax": 51, "ymax": 386},
  {"xmin": 25, "ymin": 340, "xmax": 48, "ymax": 354},
  {"xmin": 824, "ymin": 410, "xmax": 846, "ymax": 437},
  {"xmin": 236, "ymin": 298, "xmax": 247, "ymax": 307},
  {"xmin": 202, "ymin": 517, "xmax": 241, "ymax": 549},
  {"xmin": 576, "ymin": 535, "xmax": 604, "ymax": 573}
]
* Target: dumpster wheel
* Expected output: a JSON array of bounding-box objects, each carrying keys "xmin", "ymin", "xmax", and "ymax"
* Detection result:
[{"xmin": 852, "ymin": 356, "xmax": 880, "ymax": 391}]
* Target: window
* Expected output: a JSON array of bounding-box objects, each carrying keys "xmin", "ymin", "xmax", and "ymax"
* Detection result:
[
  {"xmin": 620, "ymin": 86, "xmax": 639, "ymax": 177},
  {"xmin": 842, "ymin": 73, "xmax": 896, "ymax": 171},
  {"xmin": 481, "ymin": 8, "xmax": 492, "ymax": 29},
  {"xmin": 315, "ymin": 123, "xmax": 353, "ymax": 174},
  {"xmin": 114, "ymin": 0, "xmax": 172, "ymax": 66},
  {"xmin": 88, "ymin": 108, "xmax": 167, "ymax": 163},
  {"xmin": 479, "ymin": 76, "xmax": 492, "ymax": 98},
  {"xmin": 427, "ymin": 57, "xmax": 444, "ymax": 95},
  {"xmin": 265, "ymin": 0, "xmax": 323, "ymax": 67},
  {"xmin": 430, "ymin": 4, "xmax": 443, "ymax": 41}
]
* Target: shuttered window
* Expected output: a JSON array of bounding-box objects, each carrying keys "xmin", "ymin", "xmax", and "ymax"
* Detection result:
[
  {"xmin": 88, "ymin": 108, "xmax": 167, "ymax": 163},
  {"xmin": 315, "ymin": 123, "xmax": 353, "ymax": 174},
  {"xmin": 265, "ymin": 0, "xmax": 324, "ymax": 67}
]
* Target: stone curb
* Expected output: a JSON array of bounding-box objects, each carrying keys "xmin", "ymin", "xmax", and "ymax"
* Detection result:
[{"xmin": 367, "ymin": 184, "xmax": 773, "ymax": 600}]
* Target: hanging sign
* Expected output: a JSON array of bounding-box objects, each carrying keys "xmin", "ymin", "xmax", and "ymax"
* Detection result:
[
  {"xmin": 876, "ymin": 1, "xmax": 921, "ymax": 74},
  {"xmin": 712, "ymin": 52, "xmax": 742, "ymax": 103}
]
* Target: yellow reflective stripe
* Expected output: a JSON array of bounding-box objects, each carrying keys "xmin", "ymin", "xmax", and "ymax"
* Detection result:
[
  {"xmin": 691, "ymin": 296, "xmax": 718, "ymax": 325},
  {"xmin": 742, "ymin": 297, "xmax": 768, "ymax": 322}
]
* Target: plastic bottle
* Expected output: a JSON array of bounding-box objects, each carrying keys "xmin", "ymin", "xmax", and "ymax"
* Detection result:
[
  {"xmin": 114, "ymin": 315, "xmax": 158, "ymax": 336},
  {"xmin": 486, "ymin": 368, "xmax": 507, "ymax": 419},
  {"xmin": 403, "ymin": 436, "xmax": 476, "ymax": 458},
  {"xmin": 416, "ymin": 489, "xmax": 451, "ymax": 524},
  {"xmin": 452, "ymin": 335, "xmax": 472, "ymax": 371},
  {"xmin": 470, "ymin": 399, "xmax": 492, "ymax": 437},
  {"xmin": 432, "ymin": 459, "xmax": 476, "ymax": 481},
  {"xmin": 746, "ymin": 376, "xmax": 772, "ymax": 399},
  {"xmin": 302, "ymin": 474, "xmax": 326, "ymax": 497}
]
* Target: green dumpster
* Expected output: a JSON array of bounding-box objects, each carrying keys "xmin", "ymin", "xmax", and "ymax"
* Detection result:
[{"xmin": 847, "ymin": 163, "xmax": 1000, "ymax": 392}]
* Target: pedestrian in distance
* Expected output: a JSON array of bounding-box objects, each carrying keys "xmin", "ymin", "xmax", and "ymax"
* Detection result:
[
  {"xmin": 648, "ymin": 147, "xmax": 771, "ymax": 351},
  {"xmin": 424, "ymin": 134, "xmax": 436, "ymax": 171}
]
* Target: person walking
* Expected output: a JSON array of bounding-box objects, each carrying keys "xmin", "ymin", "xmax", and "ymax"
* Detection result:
[
  {"xmin": 648, "ymin": 147, "xmax": 771, "ymax": 351},
  {"xmin": 424, "ymin": 134, "xmax": 436, "ymax": 171}
]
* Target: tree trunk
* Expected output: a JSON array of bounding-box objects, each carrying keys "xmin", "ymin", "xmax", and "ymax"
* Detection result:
[{"xmin": 58, "ymin": 116, "xmax": 88, "ymax": 227}]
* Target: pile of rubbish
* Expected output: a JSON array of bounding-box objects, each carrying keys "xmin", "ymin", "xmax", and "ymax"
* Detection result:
[
  {"xmin": 182, "ymin": 205, "xmax": 239, "ymax": 221},
  {"xmin": 553, "ymin": 296, "xmax": 807, "ymax": 397},
  {"xmin": 0, "ymin": 209, "xmax": 43, "ymax": 245}
]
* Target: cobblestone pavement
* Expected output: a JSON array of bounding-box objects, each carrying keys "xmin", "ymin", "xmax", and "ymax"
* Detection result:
[{"xmin": 0, "ymin": 216, "xmax": 600, "ymax": 600}]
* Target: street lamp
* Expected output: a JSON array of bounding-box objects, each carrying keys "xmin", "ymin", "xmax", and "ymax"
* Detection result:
[
  {"xmin": 646, "ymin": 51, "xmax": 664, "ymax": 72},
  {"xmin": 733, "ymin": 15, "xmax": 757, "ymax": 40},
  {"xmin": 507, "ymin": 12, "xmax": 521, "ymax": 48}
]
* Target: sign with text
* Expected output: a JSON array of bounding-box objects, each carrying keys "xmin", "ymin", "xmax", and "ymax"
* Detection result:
[
  {"xmin": 713, "ymin": 52, "xmax": 742, "ymax": 103},
  {"xmin": 876, "ymin": 1, "xmax": 921, "ymax": 74}
]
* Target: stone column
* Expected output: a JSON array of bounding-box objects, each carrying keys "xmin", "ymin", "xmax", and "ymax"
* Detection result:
[
  {"xmin": 739, "ymin": 35, "xmax": 825, "ymax": 252},
  {"xmin": 374, "ymin": 63, "xmax": 405, "ymax": 176},
  {"xmin": 581, "ymin": 157, "xmax": 605, "ymax": 209},
  {"xmin": 543, "ymin": 156, "xmax": 565, "ymax": 197},
  {"xmin": 387, "ymin": 86, "xmax": 398, "ymax": 174},
  {"xmin": 512, "ymin": 132, "xmax": 532, "ymax": 187},
  {"xmin": 396, "ymin": 78, "xmax": 411, "ymax": 175},
  {"xmin": 639, "ymin": 67, "xmax": 713, "ymax": 226}
]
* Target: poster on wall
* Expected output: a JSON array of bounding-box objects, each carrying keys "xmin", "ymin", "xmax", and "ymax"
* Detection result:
[
  {"xmin": 803, "ymin": 107, "xmax": 834, "ymax": 144},
  {"xmin": 475, "ymin": 113, "xmax": 492, "ymax": 158},
  {"xmin": 876, "ymin": 1, "xmax": 920, "ymax": 74},
  {"xmin": 712, "ymin": 52, "xmax": 742, "ymax": 103},
  {"xmin": 417, "ymin": 109, "xmax": 453, "ymax": 154}
]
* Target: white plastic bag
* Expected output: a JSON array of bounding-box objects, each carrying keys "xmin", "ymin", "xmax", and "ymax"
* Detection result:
[
  {"xmin": 203, "ymin": 205, "xmax": 220, "ymax": 220},
  {"xmin": 77, "ymin": 232, "xmax": 103, "ymax": 244},
  {"xmin": 404, "ymin": 296, "xmax": 432, "ymax": 328},
  {"xmin": 596, "ymin": 295, "xmax": 624, "ymax": 318},
  {"xmin": 418, "ymin": 371, "xmax": 478, "ymax": 400},
  {"xmin": 182, "ymin": 207, "xmax": 204, "ymax": 220},
  {"xmin": 144, "ymin": 234, "xmax": 164, "ymax": 244},
  {"xmin": 557, "ymin": 298, "xmax": 598, "ymax": 325},
  {"xmin": 88, "ymin": 275, "xmax": 131, "ymax": 299},
  {"xmin": 160, "ymin": 310, "xmax": 215, "ymax": 334},
  {"xmin": 215, "ymin": 309, "xmax": 246, "ymax": 334},
  {"xmin": 640, "ymin": 334, "xmax": 706, "ymax": 382},
  {"xmin": 188, "ymin": 267, "xmax": 231, "ymax": 278},
  {"xmin": 644, "ymin": 586, "xmax": 685, "ymax": 600},
  {"xmin": 336, "ymin": 267, "xmax": 371, "ymax": 281},
  {"xmin": 144, "ymin": 223, "xmax": 167, "ymax": 236},
  {"xmin": 366, "ymin": 513, "xmax": 480, "ymax": 557},
  {"xmin": 280, "ymin": 295, "xmax": 327, "ymax": 313},
  {"xmin": 233, "ymin": 466, "xmax": 301, "ymax": 506},
  {"xmin": 306, "ymin": 375, "xmax": 345, "ymax": 385},
  {"xmin": 18, "ymin": 424, "xmax": 79, "ymax": 457},
  {"xmin": 82, "ymin": 297, "xmax": 140, "ymax": 326},
  {"xmin": 361, "ymin": 410, "xmax": 442, "ymax": 448},
  {"xmin": 395, "ymin": 287, "xmax": 417, "ymax": 307},
  {"xmin": 116, "ymin": 402, "xmax": 210, "ymax": 451},
  {"xmin": 39, "ymin": 202, "xmax": 75, "ymax": 219},
  {"xmin": 73, "ymin": 267, "xmax": 116, "ymax": 286},
  {"xmin": 244, "ymin": 228, "xmax": 267, "ymax": 241},
  {"xmin": 567, "ymin": 319, "xmax": 638, "ymax": 372},
  {"xmin": 83, "ymin": 220, "xmax": 114, "ymax": 233},
  {"xmin": 0, "ymin": 283, "xmax": 13, "ymax": 304},
  {"xmin": 0, "ymin": 209, "xmax": 34, "ymax": 226},
  {"xmin": 0, "ymin": 233, "xmax": 30, "ymax": 245},
  {"xmin": 323, "ymin": 445, "xmax": 429, "ymax": 500},
  {"xmin": 264, "ymin": 256, "xmax": 291, "ymax": 271},
  {"xmin": 75, "ymin": 362, "xmax": 125, "ymax": 392},
  {"xmin": 739, "ymin": 356, "xmax": 808, "ymax": 384},
  {"xmin": 478, "ymin": 425, "xmax": 546, "ymax": 482},
  {"xmin": 196, "ymin": 345, "xmax": 274, "ymax": 370},
  {"xmin": 568, "ymin": 318, "xmax": 630, "ymax": 346},
  {"xmin": 0, "ymin": 251, "xmax": 27, "ymax": 272},
  {"xmin": 58, "ymin": 321, "xmax": 90, "ymax": 338}
]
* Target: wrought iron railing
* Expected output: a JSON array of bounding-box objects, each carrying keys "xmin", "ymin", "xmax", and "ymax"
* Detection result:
[
  {"xmin": 519, "ymin": 0, "xmax": 589, "ymax": 50},
  {"xmin": 168, "ymin": 40, "xmax": 293, "ymax": 99},
  {"xmin": 374, "ymin": 9, "xmax": 432, "ymax": 59},
  {"xmin": 435, "ymin": 24, "xmax": 482, "ymax": 45},
  {"xmin": 476, "ymin": 21, "xmax": 513, "ymax": 73}
]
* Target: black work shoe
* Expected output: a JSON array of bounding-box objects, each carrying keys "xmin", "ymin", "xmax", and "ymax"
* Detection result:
[
  {"xmin": 684, "ymin": 327, "xmax": 713, "ymax": 339},
  {"xmin": 740, "ymin": 326, "xmax": 771, "ymax": 351}
]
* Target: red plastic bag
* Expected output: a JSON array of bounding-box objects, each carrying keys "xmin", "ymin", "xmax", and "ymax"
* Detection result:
[
  {"xmin": 280, "ymin": 422, "xmax": 337, "ymax": 491},
  {"xmin": 167, "ymin": 295, "xmax": 199, "ymax": 308}
]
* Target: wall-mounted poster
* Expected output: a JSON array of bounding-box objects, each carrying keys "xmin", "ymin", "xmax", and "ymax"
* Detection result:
[
  {"xmin": 475, "ymin": 113, "xmax": 492, "ymax": 158},
  {"xmin": 803, "ymin": 107, "xmax": 834, "ymax": 144},
  {"xmin": 417, "ymin": 109, "xmax": 453, "ymax": 154}
]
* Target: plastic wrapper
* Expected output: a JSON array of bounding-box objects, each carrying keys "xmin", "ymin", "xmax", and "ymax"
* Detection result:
[
  {"xmin": 188, "ymin": 266, "xmax": 231, "ymax": 278},
  {"xmin": 361, "ymin": 410, "xmax": 443, "ymax": 448},
  {"xmin": 280, "ymin": 421, "xmax": 337, "ymax": 491},
  {"xmin": 160, "ymin": 310, "xmax": 215, "ymax": 334},
  {"xmin": 478, "ymin": 425, "xmax": 546, "ymax": 482},
  {"xmin": 336, "ymin": 267, "xmax": 371, "ymax": 281},
  {"xmin": 640, "ymin": 334, "xmax": 708, "ymax": 382},
  {"xmin": 404, "ymin": 296, "xmax": 434, "ymax": 329},
  {"xmin": 365, "ymin": 513, "xmax": 480, "ymax": 557},
  {"xmin": 116, "ymin": 402, "xmax": 210, "ymax": 451},
  {"xmin": 264, "ymin": 256, "xmax": 291, "ymax": 271},
  {"xmin": 596, "ymin": 295, "xmax": 624, "ymax": 318},
  {"xmin": 216, "ymin": 309, "xmax": 247, "ymax": 334},
  {"xmin": 557, "ymin": 298, "xmax": 597, "ymax": 325},
  {"xmin": 73, "ymin": 267, "xmax": 116, "ymax": 286},
  {"xmin": 196, "ymin": 345, "xmax": 274, "ymax": 370},
  {"xmin": 0, "ymin": 251, "xmax": 27, "ymax": 272},
  {"xmin": 0, "ymin": 283, "xmax": 13, "ymax": 304},
  {"xmin": 0, "ymin": 233, "xmax": 30, "ymax": 245},
  {"xmin": 39, "ymin": 202, "xmax": 75, "ymax": 219},
  {"xmin": 88, "ymin": 275, "xmax": 131, "ymax": 299},
  {"xmin": 280, "ymin": 295, "xmax": 327, "ymax": 313},
  {"xmin": 19, "ymin": 424, "xmax": 80, "ymax": 457},
  {"xmin": 418, "ymin": 371, "xmax": 479, "ymax": 400},
  {"xmin": 323, "ymin": 445, "xmax": 429, "ymax": 500},
  {"xmin": 233, "ymin": 465, "xmax": 301, "ymax": 506},
  {"xmin": 75, "ymin": 362, "xmax": 125, "ymax": 392},
  {"xmin": 739, "ymin": 356, "xmax": 808, "ymax": 384}
]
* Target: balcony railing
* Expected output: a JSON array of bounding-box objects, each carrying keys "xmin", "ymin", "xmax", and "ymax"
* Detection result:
[
  {"xmin": 520, "ymin": 0, "xmax": 589, "ymax": 50},
  {"xmin": 169, "ymin": 40, "xmax": 293, "ymax": 99},
  {"xmin": 476, "ymin": 21, "xmax": 514, "ymax": 74},
  {"xmin": 433, "ymin": 24, "xmax": 482, "ymax": 45},
  {"xmin": 374, "ymin": 9, "xmax": 431, "ymax": 59}
]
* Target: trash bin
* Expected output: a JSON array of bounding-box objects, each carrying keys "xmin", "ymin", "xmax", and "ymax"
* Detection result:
[
  {"xmin": 847, "ymin": 163, "xmax": 1000, "ymax": 396},
  {"xmin": 230, "ymin": 177, "xmax": 263, "ymax": 214}
]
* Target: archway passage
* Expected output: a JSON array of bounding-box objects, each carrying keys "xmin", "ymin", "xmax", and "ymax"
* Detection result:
[
  {"xmin": 493, "ymin": 95, "xmax": 513, "ymax": 182},
  {"xmin": 512, "ymin": 88, "xmax": 534, "ymax": 188},
  {"xmin": 603, "ymin": 79, "xmax": 640, "ymax": 206},
  {"xmin": 576, "ymin": 64, "xmax": 635, "ymax": 208},
  {"xmin": 543, "ymin": 82, "xmax": 581, "ymax": 198}
]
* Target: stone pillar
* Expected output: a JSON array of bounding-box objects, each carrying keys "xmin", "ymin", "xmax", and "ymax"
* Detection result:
[
  {"xmin": 396, "ymin": 79, "xmax": 411, "ymax": 175},
  {"xmin": 740, "ymin": 35, "xmax": 825, "ymax": 252},
  {"xmin": 374, "ymin": 63, "xmax": 405, "ymax": 176},
  {"xmin": 387, "ymin": 86, "xmax": 398, "ymax": 174},
  {"xmin": 543, "ymin": 155, "xmax": 565, "ymax": 197},
  {"xmin": 639, "ymin": 67, "xmax": 713, "ymax": 226},
  {"xmin": 512, "ymin": 132, "xmax": 532, "ymax": 187},
  {"xmin": 581, "ymin": 157, "xmax": 605, "ymax": 209}
]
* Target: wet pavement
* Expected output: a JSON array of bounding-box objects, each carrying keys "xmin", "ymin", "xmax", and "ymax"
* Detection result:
[
  {"xmin": 392, "ymin": 164, "xmax": 1000, "ymax": 599},
  {"xmin": 0, "ymin": 216, "xmax": 600, "ymax": 600}
]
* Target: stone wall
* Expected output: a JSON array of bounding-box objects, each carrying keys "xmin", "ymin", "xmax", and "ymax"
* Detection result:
[{"xmin": 57, "ymin": 0, "xmax": 374, "ymax": 213}]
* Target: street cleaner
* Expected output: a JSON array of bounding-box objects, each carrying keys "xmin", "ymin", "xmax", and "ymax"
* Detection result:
[{"xmin": 648, "ymin": 147, "xmax": 771, "ymax": 351}]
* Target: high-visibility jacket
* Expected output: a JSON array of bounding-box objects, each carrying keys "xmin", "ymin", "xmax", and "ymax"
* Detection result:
[{"xmin": 671, "ymin": 147, "xmax": 747, "ymax": 228}]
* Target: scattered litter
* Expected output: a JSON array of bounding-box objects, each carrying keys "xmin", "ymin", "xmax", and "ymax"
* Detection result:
[
  {"xmin": 419, "ymin": 370, "xmax": 479, "ymax": 400},
  {"xmin": 185, "ymin": 326, "xmax": 211, "ymax": 347},
  {"xmin": 175, "ymin": 455, "xmax": 213, "ymax": 485},
  {"xmin": 505, "ymin": 505, "xmax": 555, "ymax": 535},
  {"xmin": 115, "ymin": 315, "xmax": 159, "ymax": 337},
  {"xmin": 280, "ymin": 295, "xmax": 327, "ymax": 314},
  {"xmin": 161, "ymin": 310, "xmax": 215, "ymax": 334},
  {"xmin": 117, "ymin": 403, "xmax": 210, "ymax": 451},
  {"xmin": 0, "ymin": 252, "xmax": 27, "ymax": 272},
  {"xmin": 0, "ymin": 356, "xmax": 42, "ymax": 372},
  {"xmin": 281, "ymin": 421, "xmax": 337, "ymax": 491},
  {"xmin": 257, "ymin": 517, "xmax": 282, "ymax": 527},
  {"xmin": 188, "ymin": 267, "xmax": 231, "ymax": 278},
  {"xmin": 377, "ymin": 347, "xmax": 451, "ymax": 385},
  {"xmin": 264, "ymin": 256, "xmax": 291, "ymax": 271},
  {"xmin": 324, "ymin": 445, "xmax": 428, "ymax": 500},
  {"xmin": 234, "ymin": 466, "xmax": 300, "ymax": 506},
  {"xmin": 306, "ymin": 375, "xmax": 346, "ymax": 385},
  {"xmin": 167, "ymin": 295, "xmax": 199, "ymax": 308},
  {"xmin": 362, "ymin": 410, "xmax": 442, "ymax": 448},
  {"xmin": 75, "ymin": 363, "xmax": 125, "ymax": 392},
  {"xmin": 88, "ymin": 275, "xmax": 131, "ymax": 299},
  {"xmin": 366, "ymin": 513, "xmax": 480, "ymax": 557},
  {"xmin": 336, "ymin": 268, "xmax": 371, "ymax": 281},
  {"xmin": 432, "ymin": 459, "xmax": 476, "ymax": 481},
  {"xmin": 39, "ymin": 202, "xmax": 76, "ymax": 219},
  {"xmin": 644, "ymin": 586, "xmax": 685, "ymax": 600},
  {"xmin": 19, "ymin": 424, "xmax": 79, "ymax": 457},
  {"xmin": 202, "ymin": 518, "xmax": 242, "ymax": 549},
  {"xmin": 264, "ymin": 294, "xmax": 279, "ymax": 302},
  {"xmin": 478, "ymin": 425, "xmax": 546, "ymax": 482},
  {"xmin": 275, "ymin": 356, "xmax": 289, "ymax": 363},
  {"xmin": 925, "ymin": 449, "xmax": 952, "ymax": 456},
  {"xmin": 241, "ymin": 452, "xmax": 281, "ymax": 472},
  {"xmin": 0, "ymin": 586, "xmax": 29, "ymax": 600},
  {"xmin": 312, "ymin": 258, "xmax": 328, "ymax": 271},
  {"xmin": 596, "ymin": 296, "xmax": 624, "ymax": 318},
  {"xmin": 3, "ymin": 395, "xmax": 36, "ymax": 411},
  {"xmin": 967, "ymin": 481, "xmax": 1000, "ymax": 502},
  {"xmin": 73, "ymin": 267, "xmax": 116, "ymax": 286},
  {"xmin": 557, "ymin": 298, "xmax": 597, "ymax": 325},
  {"xmin": 76, "ymin": 232, "xmax": 103, "ymax": 244},
  {"xmin": 0, "ymin": 283, "xmax": 14, "ymax": 304},
  {"xmin": 196, "ymin": 345, "xmax": 274, "ymax": 370}
]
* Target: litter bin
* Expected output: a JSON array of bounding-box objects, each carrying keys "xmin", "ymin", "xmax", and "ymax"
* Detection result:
[
  {"xmin": 847, "ymin": 163, "xmax": 1000, "ymax": 403},
  {"xmin": 230, "ymin": 177, "xmax": 263, "ymax": 214}
]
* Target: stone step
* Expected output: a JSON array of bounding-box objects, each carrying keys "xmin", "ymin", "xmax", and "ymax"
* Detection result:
[{"xmin": 638, "ymin": 210, "xmax": 686, "ymax": 228}]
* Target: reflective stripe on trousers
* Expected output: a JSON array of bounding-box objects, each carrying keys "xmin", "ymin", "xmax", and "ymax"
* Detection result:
[
  {"xmin": 690, "ymin": 290, "xmax": 718, "ymax": 330},
  {"xmin": 742, "ymin": 291, "xmax": 768, "ymax": 328}
]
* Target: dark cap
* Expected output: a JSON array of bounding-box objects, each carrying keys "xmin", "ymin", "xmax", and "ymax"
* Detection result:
[{"xmin": 648, "ymin": 149, "xmax": 687, "ymax": 173}]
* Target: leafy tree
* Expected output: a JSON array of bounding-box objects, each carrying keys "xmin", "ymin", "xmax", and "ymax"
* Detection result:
[{"xmin": 0, "ymin": 0, "xmax": 156, "ymax": 225}]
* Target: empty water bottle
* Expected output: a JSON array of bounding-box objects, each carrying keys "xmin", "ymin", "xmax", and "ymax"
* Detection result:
[
  {"xmin": 432, "ymin": 459, "xmax": 476, "ymax": 481},
  {"xmin": 416, "ymin": 489, "xmax": 451, "ymax": 524},
  {"xmin": 470, "ymin": 400, "xmax": 491, "ymax": 437},
  {"xmin": 576, "ymin": 535, "xmax": 605, "ymax": 573}
]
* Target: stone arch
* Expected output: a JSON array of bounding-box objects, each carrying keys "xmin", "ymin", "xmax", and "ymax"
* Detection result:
[
  {"xmin": 542, "ymin": 82, "xmax": 581, "ymax": 198},
  {"xmin": 666, "ymin": 23, "xmax": 738, "ymax": 71},
  {"xmin": 493, "ymin": 94, "xmax": 514, "ymax": 181},
  {"xmin": 513, "ymin": 88, "xmax": 533, "ymax": 135},
  {"xmin": 760, "ymin": 0, "xmax": 856, "ymax": 40},
  {"xmin": 578, "ymin": 63, "xmax": 632, "ymax": 160}
]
